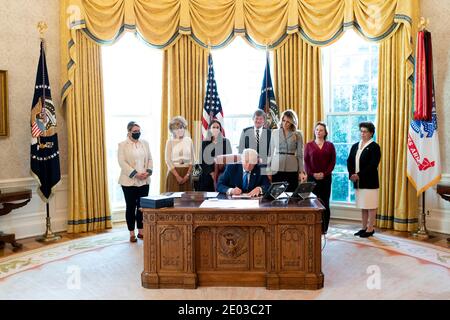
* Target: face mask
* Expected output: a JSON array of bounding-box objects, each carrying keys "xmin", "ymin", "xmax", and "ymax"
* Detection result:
[
  {"xmin": 131, "ymin": 132, "xmax": 141, "ymax": 140},
  {"xmin": 176, "ymin": 128, "xmax": 185, "ymax": 137},
  {"xmin": 210, "ymin": 128, "xmax": 220, "ymax": 136}
]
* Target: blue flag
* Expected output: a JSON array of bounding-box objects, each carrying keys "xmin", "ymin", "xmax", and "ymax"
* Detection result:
[
  {"xmin": 258, "ymin": 54, "xmax": 279, "ymax": 129},
  {"xmin": 30, "ymin": 41, "xmax": 61, "ymax": 201}
]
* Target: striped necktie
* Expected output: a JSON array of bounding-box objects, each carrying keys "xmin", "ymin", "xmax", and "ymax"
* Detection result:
[{"xmin": 256, "ymin": 129, "xmax": 260, "ymax": 153}]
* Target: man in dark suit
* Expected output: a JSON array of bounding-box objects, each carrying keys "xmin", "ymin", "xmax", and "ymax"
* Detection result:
[
  {"xmin": 217, "ymin": 149, "xmax": 270, "ymax": 197},
  {"xmin": 238, "ymin": 110, "xmax": 272, "ymax": 164}
]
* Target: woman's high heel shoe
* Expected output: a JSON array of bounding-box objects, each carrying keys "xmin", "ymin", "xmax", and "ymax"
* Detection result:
[
  {"xmin": 359, "ymin": 230, "xmax": 375, "ymax": 238},
  {"xmin": 354, "ymin": 228, "xmax": 367, "ymax": 236}
]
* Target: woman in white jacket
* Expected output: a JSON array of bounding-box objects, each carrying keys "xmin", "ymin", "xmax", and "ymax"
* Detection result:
[{"xmin": 118, "ymin": 121, "xmax": 153, "ymax": 243}]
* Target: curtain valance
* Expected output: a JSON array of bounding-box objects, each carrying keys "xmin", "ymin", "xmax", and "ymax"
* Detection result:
[
  {"xmin": 60, "ymin": 0, "xmax": 417, "ymax": 101},
  {"xmin": 62, "ymin": 0, "xmax": 415, "ymax": 48}
]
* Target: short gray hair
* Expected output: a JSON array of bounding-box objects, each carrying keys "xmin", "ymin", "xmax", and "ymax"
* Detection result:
[
  {"xmin": 127, "ymin": 121, "xmax": 140, "ymax": 132},
  {"xmin": 252, "ymin": 109, "xmax": 266, "ymax": 120},
  {"xmin": 242, "ymin": 148, "xmax": 258, "ymax": 164}
]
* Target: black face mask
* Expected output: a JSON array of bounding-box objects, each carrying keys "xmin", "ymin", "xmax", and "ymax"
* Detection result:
[{"xmin": 131, "ymin": 132, "xmax": 141, "ymax": 140}]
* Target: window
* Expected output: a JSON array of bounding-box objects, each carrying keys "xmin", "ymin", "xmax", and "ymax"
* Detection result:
[
  {"xmin": 212, "ymin": 37, "xmax": 272, "ymax": 151},
  {"xmin": 322, "ymin": 30, "xmax": 379, "ymax": 203},
  {"xmin": 102, "ymin": 33, "xmax": 162, "ymax": 211}
]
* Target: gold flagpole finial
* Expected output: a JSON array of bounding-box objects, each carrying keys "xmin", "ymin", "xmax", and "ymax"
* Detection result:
[
  {"xmin": 207, "ymin": 38, "xmax": 211, "ymax": 54},
  {"xmin": 37, "ymin": 21, "xmax": 48, "ymax": 39},
  {"xmin": 418, "ymin": 17, "xmax": 429, "ymax": 31}
]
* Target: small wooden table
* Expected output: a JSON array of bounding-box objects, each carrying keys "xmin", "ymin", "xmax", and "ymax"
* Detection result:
[
  {"xmin": 0, "ymin": 188, "xmax": 32, "ymax": 251},
  {"xmin": 436, "ymin": 184, "xmax": 450, "ymax": 242}
]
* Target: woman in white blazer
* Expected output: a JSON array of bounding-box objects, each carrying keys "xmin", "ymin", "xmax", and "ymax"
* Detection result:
[{"xmin": 118, "ymin": 121, "xmax": 153, "ymax": 243}]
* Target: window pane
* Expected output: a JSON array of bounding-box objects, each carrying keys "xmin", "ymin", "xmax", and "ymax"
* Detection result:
[
  {"xmin": 350, "ymin": 184, "xmax": 355, "ymax": 202},
  {"xmin": 102, "ymin": 33, "xmax": 163, "ymax": 211},
  {"xmin": 322, "ymin": 29, "xmax": 379, "ymax": 205},
  {"xmin": 223, "ymin": 116, "xmax": 253, "ymax": 153},
  {"xmin": 331, "ymin": 173, "xmax": 349, "ymax": 202},
  {"xmin": 370, "ymin": 86, "xmax": 378, "ymax": 111},
  {"xmin": 333, "ymin": 56, "xmax": 353, "ymax": 84},
  {"xmin": 352, "ymin": 84, "xmax": 369, "ymax": 111},
  {"xmin": 329, "ymin": 115, "xmax": 348, "ymax": 143},
  {"xmin": 371, "ymin": 53, "xmax": 378, "ymax": 82},
  {"xmin": 212, "ymin": 37, "xmax": 275, "ymax": 150},
  {"xmin": 332, "ymin": 85, "xmax": 351, "ymax": 112},
  {"xmin": 334, "ymin": 144, "xmax": 350, "ymax": 173},
  {"xmin": 213, "ymin": 37, "xmax": 267, "ymax": 116}
]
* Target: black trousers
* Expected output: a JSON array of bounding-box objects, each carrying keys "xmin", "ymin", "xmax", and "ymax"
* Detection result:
[
  {"xmin": 308, "ymin": 175, "xmax": 332, "ymax": 233},
  {"xmin": 273, "ymin": 171, "xmax": 298, "ymax": 192},
  {"xmin": 121, "ymin": 184, "xmax": 149, "ymax": 231}
]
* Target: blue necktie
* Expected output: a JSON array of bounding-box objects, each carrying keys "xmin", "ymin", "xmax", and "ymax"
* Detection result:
[{"xmin": 243, "ymin": 171, "xmax": 250, "ymax": 192}]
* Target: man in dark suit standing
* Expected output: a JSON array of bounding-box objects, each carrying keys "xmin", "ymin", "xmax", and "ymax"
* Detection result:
[
  {"xmin": 217, "ymin": 149, "xmax": 270, "ymax": 197},
  {"xmin": 238, "ymin": 110, "xmax": 272, "ymax": 165}
]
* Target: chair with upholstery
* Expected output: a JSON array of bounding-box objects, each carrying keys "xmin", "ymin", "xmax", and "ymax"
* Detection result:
[{"xmin": 213, "ymin": 154, "xmax": 241, "ymax": 191}]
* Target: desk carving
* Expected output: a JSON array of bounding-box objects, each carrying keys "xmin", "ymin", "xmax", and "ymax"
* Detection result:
[{"xmin": 141, "ymin": 196, "xmax": 324, "ymax": 290}]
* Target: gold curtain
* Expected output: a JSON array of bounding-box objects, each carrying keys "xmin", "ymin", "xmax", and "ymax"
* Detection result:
[
  {"xmin": 160, "ymin": 36, "xmax": 208, "ymax": 192},
  {"xmin": 377, "ymin": 23, "xmax": 418, "ymax": 231},
  {"xmin": 274, "ymin": 33, "xmax": 322, "ymax": 143},
  {"xmin": 61, "ymin": 1, "xmax": 417, "ymax": 97},
  {"xmin": 66, "ymin": 31, "xmax": 112, "ymax": 233},
  {"xmin": 59, "ymin": 0, "xmax": 420, "ymax": 232}
]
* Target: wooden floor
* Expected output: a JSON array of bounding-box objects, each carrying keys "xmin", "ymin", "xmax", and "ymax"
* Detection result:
[{"xmin": 1, "ymin": 219, "xmax": 449, "ymax": 259}]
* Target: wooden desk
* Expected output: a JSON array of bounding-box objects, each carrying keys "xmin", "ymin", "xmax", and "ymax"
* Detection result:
[
  {"xmin": 141, "ymin": 194, "xmax": 324, "ymax": 290},
  {"xmin": 0, "ymin": 188, "xmax": 32, "ymax": 250}
]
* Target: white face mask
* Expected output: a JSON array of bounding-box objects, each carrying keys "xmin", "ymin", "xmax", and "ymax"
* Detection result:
[
  {"xmin": 175, "ymin": 128, "xmax": 185, "ymax": 138},
  {"xmin": 210, "ymin": 128, "xmax": 220, "ymax": 136}
]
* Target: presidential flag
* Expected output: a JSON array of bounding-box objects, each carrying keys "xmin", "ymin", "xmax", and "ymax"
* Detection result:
[
  {"xmin": 258, "ymin": 53, "xmax": 279, "ymax": 129},
  {"xmin": 201, "ymin": 53, "xmax": 224, "ymax": 139},
  {"xmin": 407, "ymin": 30, "xmax": 441, "ymax": 195},
  {"xmin": 30, "ymin": 40, "xmax": 61, "ymax": 201}
]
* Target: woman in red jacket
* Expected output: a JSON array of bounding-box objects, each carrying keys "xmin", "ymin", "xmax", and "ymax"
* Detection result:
[{"xmin": 304, "ymin": 122, "xmax": 336, "ymax": 234}]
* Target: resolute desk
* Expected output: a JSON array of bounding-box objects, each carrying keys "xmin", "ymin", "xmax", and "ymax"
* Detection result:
[{"xmin": 141, "ymin": 193, "xmax": 324, "ymax": 290}]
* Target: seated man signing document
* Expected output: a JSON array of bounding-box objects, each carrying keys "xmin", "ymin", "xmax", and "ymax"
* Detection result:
[{"xmin": 217, "ymin": 148, "xmax": 270, "ymax": 197}]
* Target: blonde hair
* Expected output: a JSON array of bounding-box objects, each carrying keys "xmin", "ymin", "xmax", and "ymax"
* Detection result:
[
  {"xmin": 279, "ymin": 109, "xmax": 298, "ymax": 131},
  {"xmin": 169, "ymin": 116, "xmax": 188, "ymax": 136}
]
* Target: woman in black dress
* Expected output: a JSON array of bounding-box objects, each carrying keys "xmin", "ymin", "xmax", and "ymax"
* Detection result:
[{"xmin": 198, "ymin": 120, "xmax": 232, "ymax": 191}]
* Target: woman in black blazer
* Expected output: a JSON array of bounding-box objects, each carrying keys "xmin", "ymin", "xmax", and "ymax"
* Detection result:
[
  {"xmin": 197, "ymin": 120, "xmax": 232, "ymax": 191},
  {"xmin": 347, "ymin": 122, "xmax": 381, "ymax": 238}
]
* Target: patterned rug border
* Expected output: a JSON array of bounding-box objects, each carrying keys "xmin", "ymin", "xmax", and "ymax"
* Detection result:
[
  {"xmin": 0, "ymin": 227, "xmax": 448, "ymax": 281},
  {"xmin": 327, "ymin": 227, "xmax": 450, "ymax": 269},
  {"xmin": 0, "ymin": 231, "xmax": 130, "ymax": 280}
]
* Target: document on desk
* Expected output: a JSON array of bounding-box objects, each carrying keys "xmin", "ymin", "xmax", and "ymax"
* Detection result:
[
  {"xmin": 199, "ymin": 199, "xmax": 259, "ymax": 209},
  {"xmin": 205, "ymin": 192, "xmax": 219, "ymax": 198}
]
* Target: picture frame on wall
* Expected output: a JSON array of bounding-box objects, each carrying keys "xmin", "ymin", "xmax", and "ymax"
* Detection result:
[{"xmin": 0, "ymin": 70, "xmax": 8, "ymax": 137}]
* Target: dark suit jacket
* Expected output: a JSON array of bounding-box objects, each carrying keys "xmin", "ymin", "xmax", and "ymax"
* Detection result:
[
  {"xmin": 238, "ymin": 126, "xmax": 271, "ymax": 163},
  {"xmin": 347, "ymin": 141, "xmax": 381, "ymax": 189},
  {"xmin": 217, "ymin": 163, "xmax": 270, "ymax": 194}
]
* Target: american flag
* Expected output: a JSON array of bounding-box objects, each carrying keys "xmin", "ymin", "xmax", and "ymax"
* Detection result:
[
  {"xmin": 201, "ymin": 53, "xmax": 224, "ymax": 139},
  {"xmin": 31, "ymin": 121, "xmax": 42, "ymax": 137}
]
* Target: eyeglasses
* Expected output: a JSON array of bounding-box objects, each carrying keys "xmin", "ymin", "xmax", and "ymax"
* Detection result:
[{"xmin": 360, "ymin": 129, "xmax": 370, "ymax": 133}]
